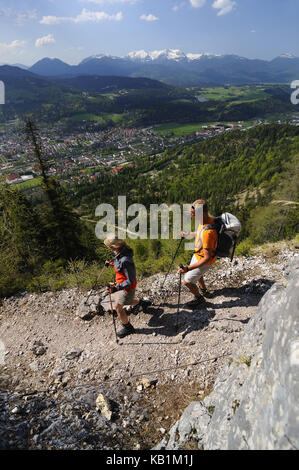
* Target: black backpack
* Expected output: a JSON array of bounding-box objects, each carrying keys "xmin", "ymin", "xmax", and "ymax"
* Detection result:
[{"xmin": 197, "ymin": 213, "xmax": 242, "ymax": 262}]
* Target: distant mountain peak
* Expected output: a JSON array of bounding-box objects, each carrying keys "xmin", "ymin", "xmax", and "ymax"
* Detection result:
[
  {"xmin": 126, "ymin": 49, "xmax": 221, "ymax": 62},
  {"xmin": 37, "ymin": 57, "xmax": 67, "ymax": 63},
  {"xmin": 151, "ymin": 49, "xmax": 186, "ymax": 61},
  {"xmin": 279, "ymin": 53, "xmax": 297, "ymax": 59},
  {"xmin": 127, "ymin": 50, "xmax": 150, "ymax": 61},
  {"xmin": 79, "ymin": 54, "xmax": 115, "ymax": 65},
  {"xmin": 29, "ymin": 57, "xmax": 73, "ymax": 76}
]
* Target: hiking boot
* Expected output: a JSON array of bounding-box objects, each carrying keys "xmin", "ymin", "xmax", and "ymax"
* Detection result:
[
  {"xmin": 130, "ymin": 299, "xmax": 152, "ymax": 315},
  {"xmin": 199, "ymin": 288, "xmax": 213, "ymax": 299},
  {"xmin": 184, "ymin": 296, "xmax": 206, "ymax": 309},
  {"xmin": 139, "ymin": 299, "xmax": 152, "ymax": 313},
  {"xmin": 116, "ymin": 322, "xmax": 136, "ymax": 338}
]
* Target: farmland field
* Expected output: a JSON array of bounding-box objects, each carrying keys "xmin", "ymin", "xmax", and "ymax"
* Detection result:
[{"xmin": 198, "ymin": 85, "xmax": 269, "ymax": 102}]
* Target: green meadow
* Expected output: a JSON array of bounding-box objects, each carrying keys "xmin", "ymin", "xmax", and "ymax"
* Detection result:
[{"xmin": 199, "ymin": 85, "xmax": 269, "ymax": 101}]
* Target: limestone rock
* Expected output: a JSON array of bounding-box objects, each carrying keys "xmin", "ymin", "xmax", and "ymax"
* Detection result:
[
  {"xmin": 65, "ymin": 349, "xmax": 83, "ymax": 360},
  {"xmin": 157, "ymin": 257, "xmax": 299, "ymax": 450},
  {"xmin": 95, "ymin": 394, "xmax": 113, "ymax": 421},
  {"xmin": 76, "ymin": 293, "xmax": 105, "ymax": 320}
]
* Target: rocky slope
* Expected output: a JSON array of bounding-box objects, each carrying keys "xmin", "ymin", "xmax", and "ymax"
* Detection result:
[
  {"xmin": 156, "ymin": 257, "xmax": 299, "ymax": 450},
  {"xmin": 0, "ymin": 248, "xmax": 298, "ymax": 450}
]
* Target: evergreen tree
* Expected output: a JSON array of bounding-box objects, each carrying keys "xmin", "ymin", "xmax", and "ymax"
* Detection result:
[
  {"xmin": 25, "ymin": 118, "xmax": 95, "ymax": 261},
  {"xmin": 0, "ymin": 183, "xmax": 45, "ymax": 295}
]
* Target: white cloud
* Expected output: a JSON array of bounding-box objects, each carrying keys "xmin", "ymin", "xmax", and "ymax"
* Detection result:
[
  {"xmin": 40, "ymin": 15, "xmax": 69, "ymax": 25},
  {"xmin": 35, "ymin": 34, "xmax": 56, "ymax": 48},
  {"xmin": 250, "ymin": 29, "xmax": 256, "ymax": 33},
  {"xmin": 172, "ymin": 2, "xmax": 186, "ymax": 12},
  {"xmin": 75, "ymin": 9, "xmax": 123, "ymax": 22},
  {"xmin": 0, "ymin": 8, "xmax": 37, "ymax": 25},
  {"xmin": 16, "ymin": 9, "xmax": 38, "ymax": 25},
  {"xmin": 212, "ymin": 0, "xmax": 236, "ymax": 16},
  {"xmin": 40, "ymin": 9, "xmax": 123, "ymax": 24},
  {"xmin": 190, "ymin": 0, "xmax": 206, "ymax": 8},
  {"xmin": 0, "ymin": 39, "xmax": 26, "ymax": 55},
  {"xmin": 140, "ymin": 14, "xmax": 159, "ymax": 22}
]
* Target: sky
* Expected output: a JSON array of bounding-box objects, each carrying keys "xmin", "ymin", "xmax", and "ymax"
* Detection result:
[{"xmin": 0, "ymin": 0, "xmax": 298, "ymax": 66}]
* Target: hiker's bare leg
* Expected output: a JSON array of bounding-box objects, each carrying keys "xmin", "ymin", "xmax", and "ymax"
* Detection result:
[
  {"xmin": 198, "ymin": 276, "xmax": 207, "ymax": 291},
  {"xmin": 184, "ymin": 280, "xmax": 202, "ymax": 298},
  {"xmin": 115, "ymin": 304, "xmax": 130, "ymax": 325}
]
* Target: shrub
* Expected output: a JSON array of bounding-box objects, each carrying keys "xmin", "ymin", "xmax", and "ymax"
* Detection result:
[{"xmin": 235, "ymin": 239, "xmax": 254, "ymax": 257}]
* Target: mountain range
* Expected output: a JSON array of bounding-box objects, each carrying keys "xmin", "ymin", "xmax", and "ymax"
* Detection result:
[
  {"xmin": 17, "ymin": 50, "xmax": 299, "ymax": 86},
  {"xmin": 0, "ymin": 58, "xmax": 295, "ymax": 127}
]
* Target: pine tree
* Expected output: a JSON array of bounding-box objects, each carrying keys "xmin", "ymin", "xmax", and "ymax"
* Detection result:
[
  {"xmin": 0, "ymin": 183, "xmax": 46, "ymax": 295},
  {"xmin": 25, "ymin": 118, "xmax": 94, "ymax": 261}
]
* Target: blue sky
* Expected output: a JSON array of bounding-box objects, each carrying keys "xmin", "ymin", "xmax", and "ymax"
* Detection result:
[{"xmin": 0, "ymin": 0, "xmax": 298, "ymax": 65}]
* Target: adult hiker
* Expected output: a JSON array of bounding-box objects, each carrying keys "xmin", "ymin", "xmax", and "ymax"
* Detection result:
[
  {"xmin": 104, "ymin": 238, "xmax": 149, "ymax": 338},
  {"xmin": 178, "ymin": 199, "xmax": 217, "ymax": 309}
]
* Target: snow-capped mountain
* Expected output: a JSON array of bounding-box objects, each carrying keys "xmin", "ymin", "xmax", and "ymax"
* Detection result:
[
  {"xmin": 279, "ymin": 53, "xmax": 296, "ymax": 59},
  {"xmin": 79, "ymin": 54, "xmax": 118, "ymax": 65},
  {"xmin": 126, "ymin": 49, "xmax": 219, "ymax": 62},
  {"xmin": 27, "ymin": 51, "xmax": 299, "ymax": 86}
]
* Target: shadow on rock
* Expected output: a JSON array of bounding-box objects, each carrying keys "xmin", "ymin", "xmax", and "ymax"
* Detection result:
[
  {"xmin": 133, "ymin": 305, "xmax": 216, "ymax": 339},
  {"xmin": 211, "ymin": 278, "xmax": 275, "ymax": 309}
]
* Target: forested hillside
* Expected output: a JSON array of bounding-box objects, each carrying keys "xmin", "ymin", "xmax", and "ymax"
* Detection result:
[
  {"xmin": 0, "ymin": 66, "xmax": 295, "ymax": 127},
  {"xmin": 0, "ymin": 123, "xmax": 298, "ymax": 297},
  {"xmin": 70, "ymin": 123, "xmax": 299, "ymax": 240}
]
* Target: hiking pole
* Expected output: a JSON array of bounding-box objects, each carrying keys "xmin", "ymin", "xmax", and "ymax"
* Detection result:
[
  {"xmin": 175, "ymin": 264, "xmax": 183, "ymax": 332},
  {"xmin": 158, "ymin": 236, "xmax": 184, "ymax": 308},
  {"xmin": 108, "ymin": 286, "xmax": 119, "ymax": 344},
  {"xmin": 161, "ymin": 236, "xmax": 184, "ymax": 290},
  {"xmin": 84, "ymin": 263, "xmax": 109, "ymax": 305}
]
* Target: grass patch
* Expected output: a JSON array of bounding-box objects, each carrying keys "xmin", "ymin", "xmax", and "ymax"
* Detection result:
[
  {"xmin": 233, "ymin": 356, "xmax": 252, "ymax": 367},
  {"xmin": 14, "ymin": 177, "xmax": 43, "ymax": 190},
  {"xmin": 69, "ymin": 113, "xmax": 105, "ymax": 123},
  {"xmin": 154, "ymin": 122, "xmax": 215, "ymax": 136},
  {"xmin": 199, "ymin": 85, "xmax": 269, "ymax": 103}
]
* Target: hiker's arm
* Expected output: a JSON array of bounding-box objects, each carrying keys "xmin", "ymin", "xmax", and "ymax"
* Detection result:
[
  {"xmin": 181, "ymin": 231, "xmax": 196, "ymax": 239},
  {"xmin": 179, "ymin": 248, "xmax": 214, "ymax": 273},
  {"xmin": 192, "ymin": 248, "xmax": 215, "ymax": 266}
]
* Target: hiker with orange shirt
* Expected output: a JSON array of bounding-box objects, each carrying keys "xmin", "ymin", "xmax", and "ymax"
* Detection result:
[
  {"xmin": 104, "ymin": 238, "xmax": 150, "ymax": 338},
  {"xmin": 178, "ymin": 200, "xmax": 217, "ymax": 308}
]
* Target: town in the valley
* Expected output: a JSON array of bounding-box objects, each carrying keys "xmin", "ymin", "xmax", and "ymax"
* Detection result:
[{"xmin": 1, "ymin": 115, "xmax": 298, "ymax": 192}]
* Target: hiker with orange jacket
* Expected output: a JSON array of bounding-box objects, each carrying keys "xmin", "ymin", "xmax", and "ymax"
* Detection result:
[
  {"xmin": 104, "ymin": 238, "xmax": 150, "ymax": 338},
  {"xmin": 178, "ymin": 199, "xmax": 217, "ymax": 308}
]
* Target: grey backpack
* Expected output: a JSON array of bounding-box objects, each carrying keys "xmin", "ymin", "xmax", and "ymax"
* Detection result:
[{"xmin": 198, "ymin": 213, "xmax": 242, "ymax": 262}]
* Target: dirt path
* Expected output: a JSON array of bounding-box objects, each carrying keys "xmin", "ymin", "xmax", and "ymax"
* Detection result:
[{"xmin": 0, "ymin": 250, "xmax": 297, "ymax": 449}]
